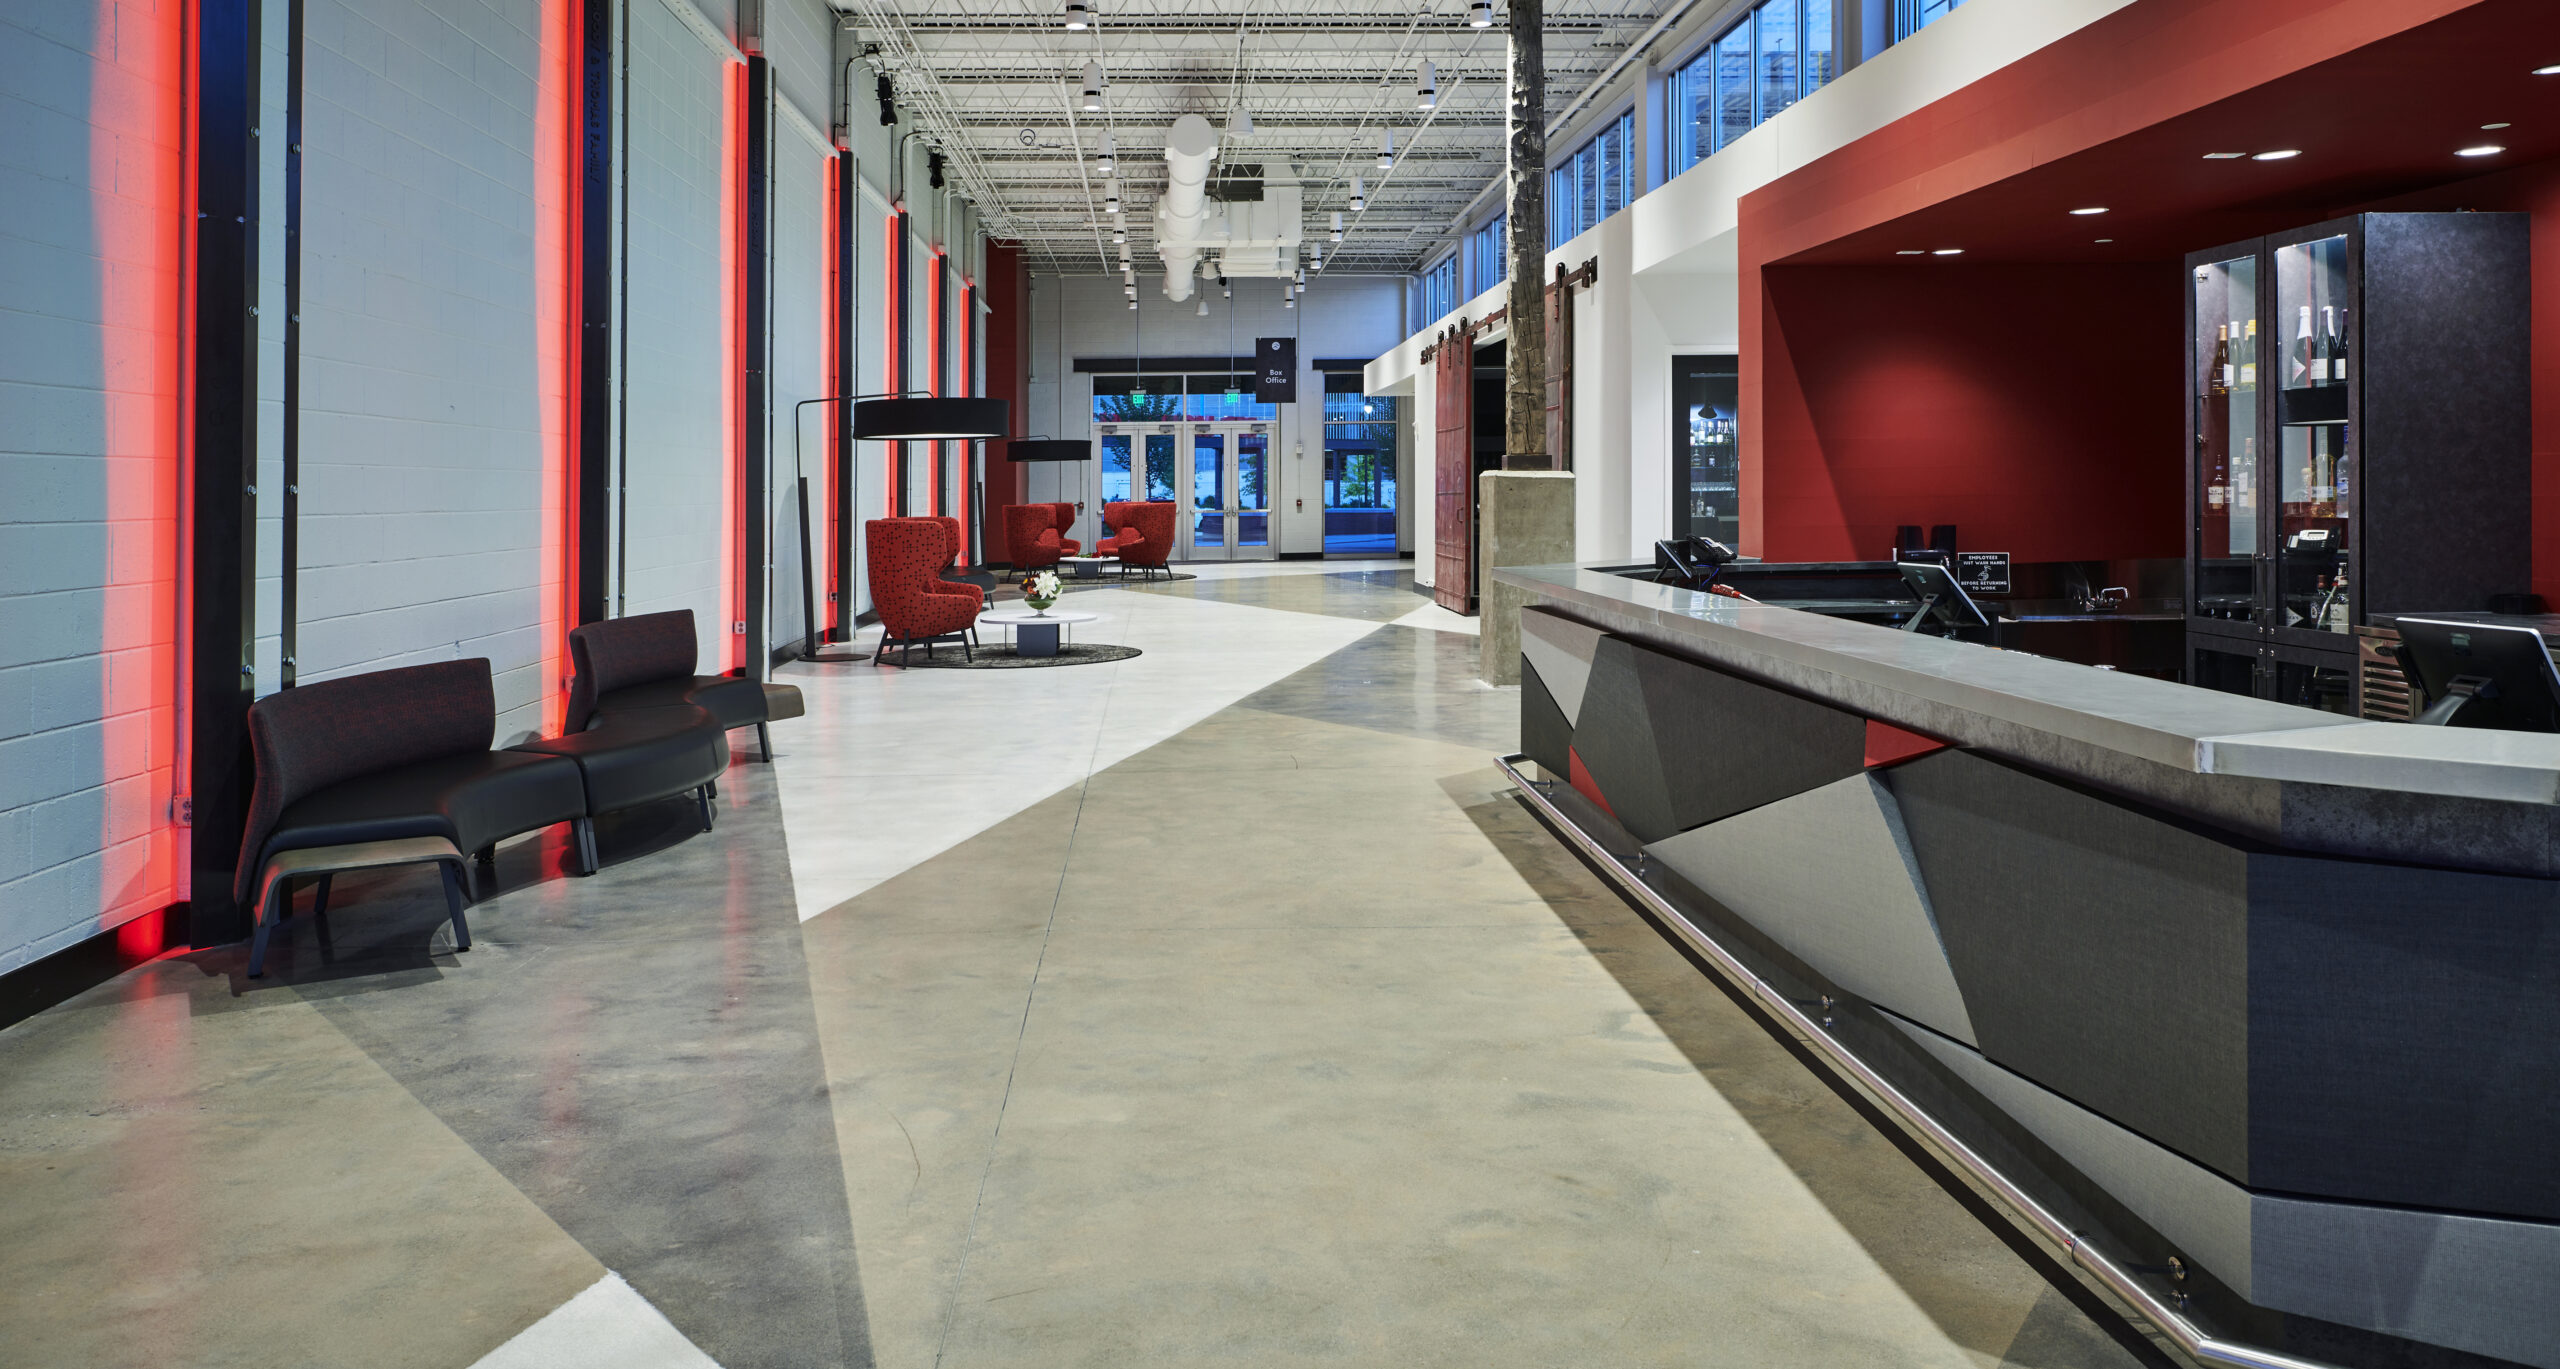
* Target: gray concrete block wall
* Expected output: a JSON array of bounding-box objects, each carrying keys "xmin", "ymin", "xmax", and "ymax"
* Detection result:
[
  {"xmin": 621, "ymin": 0, "xmax": 730, "ymax": 671},
  {"xmin": 0, "ymin": 2, "xmax": 187, "ymax": 970},
  {"xmin": 296, "ymin": 0, "xmax": 550, "ymax": 739}
]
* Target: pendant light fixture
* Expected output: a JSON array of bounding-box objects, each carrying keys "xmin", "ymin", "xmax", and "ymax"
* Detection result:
[
  {"xmin": 1348, "ymin": 176, "xmax": 1365, "ymax": 213},
  {"xmin": 1096, "ymin": 132, "xmax": 1114, "ymax": 175},
  {"xmin": 1196, "ymin": 297, "xmax": 1209, "ymax": 317},
  {"xmin": 1468, "ymin": 0, "xmax": 1493, "ymax": 27},
  {"xmin": 1112, "ymin": 226, "xmax": 1126, "ymax": 244},
  {"xmin": 1378, "ymin": 132, "xmax": 1395, "ymax": 170},
  {"xmin": 1080, "ymin": 61, "xmax": 1104, "ymax": 112},
  {"xmin": 1415, "ymin": 60, "xmax": 1437, "ymax": 110},
  {"xmin": 1104, "ymin": 179, "xmax": 1120, "ymax": 214},
  {"xmin": 1330, "ymin": 211, "xmax": 1343, "ymax": 243},
  {"xmin": 1064, "ymin": 0, "xmax": 1091, "ymax": 29}
]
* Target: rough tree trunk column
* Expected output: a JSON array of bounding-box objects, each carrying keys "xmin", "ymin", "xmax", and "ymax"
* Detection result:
[{"xmin": 1503, "ymin": 0, "xmax": 1548, "ymax": 469}]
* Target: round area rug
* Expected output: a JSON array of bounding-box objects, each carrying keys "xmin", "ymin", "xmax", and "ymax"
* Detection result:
[
  {"xmin": 881, "ymin": 642, "xmax": 1142, "ymax": 669},
  {"xmin": 989, "ymin": 572, "xmax": 1197, "ymax": 600}
]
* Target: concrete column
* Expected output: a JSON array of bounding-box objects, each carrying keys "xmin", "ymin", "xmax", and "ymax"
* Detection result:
[
  {"xmin": 1503, "ymin": 0, "xmax": 1548, "ymax": 469},
  {"xmin": 1478, "ymin": 470, "xmax": 1575, "ymax": 684}
]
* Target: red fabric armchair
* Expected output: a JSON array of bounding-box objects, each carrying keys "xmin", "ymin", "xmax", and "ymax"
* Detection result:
[
  {"xmin": 868, "ymin": 518, "xmax": 981, "ymax": 665},
  {"xmin": 1005, "ymin": 504, "xmax": 1067, "ymax": 570},
  {"xmin": 1046, "ymin": 503, "xmax": 1082, "ymax": 557},
  {"xmin": 1099, "ymin": 501, "xmax": 1178, "ymax": 580}
]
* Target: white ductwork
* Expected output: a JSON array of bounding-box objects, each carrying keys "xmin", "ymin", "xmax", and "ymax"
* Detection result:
[
  {"xmin": 1155, "ymin": 120, "xmax": 1303, "ymax": 300},
  {"xmin": 1155, "ymin": 114, "xmax": 1217, "ymax": 302}
]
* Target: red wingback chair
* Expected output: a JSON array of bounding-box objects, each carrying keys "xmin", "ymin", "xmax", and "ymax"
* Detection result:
[
  {"xmin": 1005, "ymin": 504, "xmax": 1067, "ymax": 570},
  {"xmin": 868, "ymin": 518, "xmax": 981, "ymax": 665},
  {"xmin": 1046, "ymin": 502, "xmax": 1082, "ymax": 556},
  {"xmin": 1099, "ymin": 501, "xmax": 1178, "ymax": 580},
  {"xmin": 921, "ymin": 515, "xmax": 966, "ymax": 574}
]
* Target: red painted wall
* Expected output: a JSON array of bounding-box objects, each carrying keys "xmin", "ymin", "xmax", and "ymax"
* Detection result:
[
  {"xmin": 1754, "ymin": 263, "xmax": 2185, "ymax": 563},
  {"xmin": 981, "ymin": 241, "xmax": 1028, "ymax": 563}
]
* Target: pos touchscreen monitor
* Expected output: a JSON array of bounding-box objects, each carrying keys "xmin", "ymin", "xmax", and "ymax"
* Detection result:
[
  {"xmin": 2390, "ymin": 618, "xmax": 2560, "ymax": 731},
  {"xmin": 1896, "ymin": 559, "xmax": 1993, "ymax": 635}
]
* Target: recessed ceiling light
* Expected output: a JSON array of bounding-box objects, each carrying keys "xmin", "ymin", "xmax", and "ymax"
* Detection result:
[
  {"xmin": 1895, "ymin": 250, "xmax": 1927, "ymax": 256},
  {"xmin": 2094, "ymin": 238, "xmax": 2114, "ymax": 244},
  {"xmin": 2070, "ymin": 207, "xmax": 2108, "ymax": 216},
  {"xmin": 2459, "ymin": 144, "xmax": 2507, "ymax": 157},
  {"xmin": 1933, "ymin": 248, "xmax": 1964, "ymax": 256},
  {"xmin": 2483, "ymin": 122, "xmax": 2513, "ymax": 130},
  {"xmin": 2202, "ymin": 152, "xmax": 2247, "ymax": 160},
  {"xmin": 2253, "ymin": 149, "xmax": 2302, "ymax": 161}
]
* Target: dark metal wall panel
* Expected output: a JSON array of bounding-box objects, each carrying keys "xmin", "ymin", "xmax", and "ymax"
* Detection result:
[
  {"xmin": 189, "ymin": 0, "xmax": 265, "ymax": 945},
  {"xmin": 741, "ymin": 57, "xmax": 769, "ymax": 678},
  {"xmin": 576, "ymin": 0, "xmax": 614, "ymax": 626},
  {"xmin": 1884, "ymin": 748, "xmax": 2254, "ymax": 1179}
]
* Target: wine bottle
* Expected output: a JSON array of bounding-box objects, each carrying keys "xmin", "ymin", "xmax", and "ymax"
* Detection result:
[
  {"xmin": 2314, "ymin": 306, "xmax": 2335, "ymax": 388},
  {"xmin": 2240, "ymin": 318, "xmax": 2258, "ymax": 390},
  {"xmin": 2210, "ymin": 325, "xmax": 2231, "ymax": 396},
  {"xmin": 2291, "ymin": 306, "xmax": 2313, "ymax": 388},
  {"xmin": 2333, "ymin": 308, "xmax": 2349, "ymax": 384}
]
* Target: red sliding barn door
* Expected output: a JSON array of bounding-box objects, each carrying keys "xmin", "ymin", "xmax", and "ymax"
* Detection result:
[{"xmin": 1433, "ymin": 327, "xmax": 1475, "ymax": 614}]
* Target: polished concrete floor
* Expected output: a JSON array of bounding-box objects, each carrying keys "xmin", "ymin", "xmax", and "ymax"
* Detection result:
[{"xmin": 0, "ymin": 563, "xmax": 2161, "ymax": 1368}]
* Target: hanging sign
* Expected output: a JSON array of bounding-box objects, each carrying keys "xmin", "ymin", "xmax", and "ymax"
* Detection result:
[{"xmin": 1254, "ymin": 337, "xmax": 1298, "ymax": 403}]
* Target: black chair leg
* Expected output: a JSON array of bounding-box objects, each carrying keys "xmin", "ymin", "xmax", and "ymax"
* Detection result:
[
  {"xmin": 757, "ymin": 721, "xmax": 772, "ymax": 762},
  {"xmin": 440, "ymin": 861, "xmax": 471, "ymax": 952},
  {"xmin": 311, "ymin": 873, "xmax": 332, "ymax": 919},
  {"xmin": 573, "ymin": 817, "xmax": 599, "ymax": 875},
  {"xmin": 695, "ymin": 784, "xmax": 715, "ymax": 832},
  {"xmin": 246, "ymin": 881, "xmax": 280, "ymax": 979}
]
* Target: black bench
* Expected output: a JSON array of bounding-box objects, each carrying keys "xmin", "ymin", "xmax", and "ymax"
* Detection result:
[
  {"xmin": 565, "ymin": 609, "xmax": 803, "ymax": 761},
  {"xmin": 236, "ymin": 659, "xmax": 587, "ymax": 978}
]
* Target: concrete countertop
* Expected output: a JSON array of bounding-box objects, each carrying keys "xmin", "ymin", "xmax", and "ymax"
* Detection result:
[{"xmin": 1495, "ymin": 563, "xmax": 2560, "ymax": 808}]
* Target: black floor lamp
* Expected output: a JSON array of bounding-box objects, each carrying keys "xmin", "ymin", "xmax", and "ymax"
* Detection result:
[{"xmin": 790, "ymin": 391, "xmax": 1009, "ymax": 663}]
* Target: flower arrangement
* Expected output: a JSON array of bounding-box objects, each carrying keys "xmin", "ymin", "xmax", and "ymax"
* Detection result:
[{"xmin": 1022, "ymin": 569, "xmax": 1062, "ymax": 613}]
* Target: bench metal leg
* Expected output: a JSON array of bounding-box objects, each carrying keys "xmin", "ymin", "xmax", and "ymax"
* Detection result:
[
  {"xmin": 440, "ymin": 861, "xmax": 471, "ymax": 952},
  {"xmin": 695, "ymin": 784, "xmax": 715, "ymax": 832},
  {"xmin": 757, "ymin": 721, "xmax": 772, "ymax": 762},
  {"xmin": 311, "ymin": 873, "xmax": 332, "ymax": 919},
  {"xmin": 572, "ymin": 817, "xmax": 599, "ymax": 876}
]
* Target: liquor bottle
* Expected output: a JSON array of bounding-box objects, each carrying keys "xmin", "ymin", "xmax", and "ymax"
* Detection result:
[
  {"xmin": 2313, "ymin": 306, "xmax": 2335, "ymax": 388},
  {"xmin": 2291, "ymin": 306, "xmax": 2313, "ymax": 388},
  {"xmin": 2332, "ymin": 308, "xmax": 2349, "ymax": 384},
  {"xmin": 2239, "ymin": 318, "xmax": 2258, "ymax": 390},
  {"xmin": 2209, "ymin": 325, "xmax": 2231, "ymax": 395}
]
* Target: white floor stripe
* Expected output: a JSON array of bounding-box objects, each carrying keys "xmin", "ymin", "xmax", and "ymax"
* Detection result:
[
  {"xmin": 1391, "ymin": 600, "xmax": 1480, "ymax": 635},
  {"xmin": 771, "ymin": 585, "xmax": 1383, "ymax": 921},
  {"xmin": 470, "ymin": 1272, "xmax": 720, "ymax": 1369}
]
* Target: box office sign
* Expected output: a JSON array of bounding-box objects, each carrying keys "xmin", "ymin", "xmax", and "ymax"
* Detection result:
[{"xmin": 1254, "ymin": 337, "xmax": 1298, "ymax": 403}]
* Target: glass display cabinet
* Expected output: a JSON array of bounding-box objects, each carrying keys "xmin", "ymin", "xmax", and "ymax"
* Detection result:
[{"xmin": 2185, "ymin": 213, "xmax": 2530, "ymax": 714}]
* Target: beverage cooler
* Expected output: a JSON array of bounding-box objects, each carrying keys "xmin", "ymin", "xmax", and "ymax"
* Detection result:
[{"xmin": 2184, "ymin": 213, "xmax": 2530, "ymax": 714}]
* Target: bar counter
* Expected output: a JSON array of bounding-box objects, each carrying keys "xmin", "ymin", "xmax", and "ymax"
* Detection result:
[{"xmin": 1493, "ymin": 561, "xmax": 2560, "ymax": 1369}]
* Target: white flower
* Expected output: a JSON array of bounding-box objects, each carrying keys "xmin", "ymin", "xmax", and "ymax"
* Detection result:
[{"xmin": 1032, "ymin": 570, "xmax": 1061, "ymax": 599}]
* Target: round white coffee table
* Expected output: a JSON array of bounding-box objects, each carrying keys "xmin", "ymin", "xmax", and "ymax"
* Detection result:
[
  {"xmin": 978, "ymin": 608, "xmax": 1099, "ymax": 658},
  {"xmin": 1058, "ymin": 555, "xmax": 1118, "ymax": 580}
]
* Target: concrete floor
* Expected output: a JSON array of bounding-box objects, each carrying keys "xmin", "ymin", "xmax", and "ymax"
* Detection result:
[{"xmin": 0, "ymin": 564, "xmax": 2158, "ymax": 1368}]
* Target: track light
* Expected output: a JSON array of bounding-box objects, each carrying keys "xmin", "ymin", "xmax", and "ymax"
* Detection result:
[
  {"xmin": 876, "ymin": 74, "xmax": 896, "ymax": 127},
  {"xmin": 1416, "ymin": 60, "xmax": 1436, "ymax": 110},
  {"xmin": 1220, "ymin": 276, "xmax": 1230, "ymax": 299},
  {"xmin": 1348, "ymin": 176, "xmax": 1365, "ymax": 213},
  {"xmin": 1096, "ymin": 132, "xmax": 1114, "ymax": 175},
  {"xmin": 927, "ymin": 152, "xmax": 944, "ymax": 189},
  {"xmin": 1080, "ymin": 61, "xmax": 1104, "ymax": 111},
  {"xmin": 1064, "ymin": 0, "xmax": 1090, "ymax": 30},
  {"xmin": 1469, "ymin": 0, "xmax": 1493, "ymax": 27},
  {"xmin": 1379, "ymin": 132, "xmax": 1395, "ymax": 170}
]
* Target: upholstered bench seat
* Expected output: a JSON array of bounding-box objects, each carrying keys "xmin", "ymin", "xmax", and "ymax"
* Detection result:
[
  {"xmin": 510, "ymin": 705, "xmax": 728, "ymax": 872},
  {"xmin": 262, "ymin": 749, "xmax": 587, "ymax": 877},
  {"xmin": 593, "ymin": 673, "xmax": 767, "ymax": 729}
]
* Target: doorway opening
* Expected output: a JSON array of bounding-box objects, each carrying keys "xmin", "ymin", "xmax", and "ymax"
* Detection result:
[{"xmin": 1322, "ymin": 373, "xmax": 1400, "ymax": 556}]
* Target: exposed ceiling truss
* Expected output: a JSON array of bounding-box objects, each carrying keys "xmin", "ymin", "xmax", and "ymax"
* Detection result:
[{"xmin": 831, "ymin": 0, "xmax": 1673, "ymax": 279}]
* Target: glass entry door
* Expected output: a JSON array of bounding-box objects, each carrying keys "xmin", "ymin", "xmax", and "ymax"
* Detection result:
[{"xmin": 1181, "ymin": 423, "xmax": 1275, "ymax": 560}]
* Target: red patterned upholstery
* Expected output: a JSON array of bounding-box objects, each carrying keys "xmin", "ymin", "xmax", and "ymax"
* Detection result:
[
  {"xmin": 913, "ymin": 517, "xmax": 985, "ymax": 613},
  {"xmin": 1005, "ymin": 504, "xmax": 1065, "ymax": 570},
  {"xmin": 869, "ymin": 518, "xmax": 981, "ymax": 644},
  {"xmin": 1046, "ymin": 502, "xmax": 1082, "ymax": 556},
  {"xmin": 1100, "ymin": 501, "xmax": 1177, "ymax": 569},
  {"xmin": 922, "ymin": 515, "xmax": 964, "ymax": 574}
]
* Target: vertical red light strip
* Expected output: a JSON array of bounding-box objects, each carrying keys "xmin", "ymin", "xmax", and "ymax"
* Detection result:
[
  {"xmin": 927, "ymin": 248, "xmax": 944, "ymax": 518},
  {"xmin": 535, "ymin": 0, "xmax": 575, "ymax": 730},
  {"xmin": 172, "ymin": 0, "xmax": 201, "ymax": 894},
  {"xmin": 885, "ymin": 213, "xmax": 900, "ymax": 512},
  {"xmin": 821, "ymin": 157, "xmax": 841, "ymax": 633},
  {"xmin": 96, "ymin": 0, "xmax": 188, "ymax": 923},
  {"xmin": 957, "ymin": 279, "xmax": 973, "ymax": 567},
  {"xmin": 720, "ymin": 61, "xmax": 744, "ymax": 671}
]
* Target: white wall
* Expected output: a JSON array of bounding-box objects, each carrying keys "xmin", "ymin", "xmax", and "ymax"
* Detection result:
[
  {"xmin": 1025, "ymin": 272, "xmax": 1406, "ymax": 556},
  {"xmin": 0, "ymin": 1, "xmax": 187, "ymax": 970},
  {"xmin": 767, "ymin": 99, "xmax": 830, "ymax": 658},
  {"xmin": 621, "ymin": 0, "xmax": 733, "ymax": 671}
]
